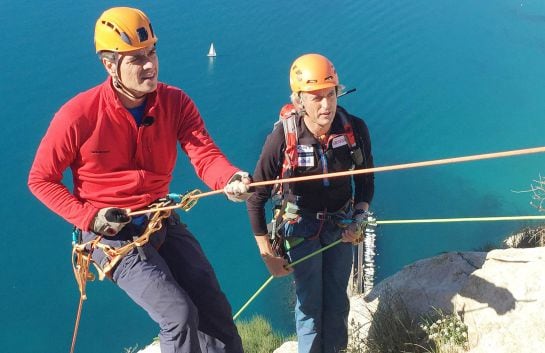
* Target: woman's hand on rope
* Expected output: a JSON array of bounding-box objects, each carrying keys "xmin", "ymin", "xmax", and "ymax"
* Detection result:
[
  {"xmin": 342, "ymin": 226, "xmax": 364, "ymax": 244},
  {"xmin": 254, "ymin": 234, "xmax": 292, "ymax": 277},
  {"xmin": 224, "ymin": 171, "xmax": 253, "ymax": 202},
  {"xmin": 262, "ymin": 254, "xmax": 293, "ymax": 277},
  {"xmin": 342, "ymin": 209, "xmax": 372, "ymax": 244},
  {"xmin": 91, "ymin": 207, "xmax": 131, "ymax": 236}
]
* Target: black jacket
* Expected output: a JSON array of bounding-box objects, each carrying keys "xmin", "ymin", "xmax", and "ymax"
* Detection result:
[{"xmin": 246, "ymin": 106, "xmax": 375, "ymax": 235}]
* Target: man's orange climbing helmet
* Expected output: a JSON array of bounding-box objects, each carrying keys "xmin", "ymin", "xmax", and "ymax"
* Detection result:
[
  {"xmin": 94, "ymin": 7, "xmax": 157, "ymax": 53},
  {"xmin": 289, "ymin": 53, "xmax": 339, "ymax": 93}
]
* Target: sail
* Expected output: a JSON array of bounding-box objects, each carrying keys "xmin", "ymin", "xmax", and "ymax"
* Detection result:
[{"xmin": 207, "ymin": 42, "xmax": 216, "ymax": 57}]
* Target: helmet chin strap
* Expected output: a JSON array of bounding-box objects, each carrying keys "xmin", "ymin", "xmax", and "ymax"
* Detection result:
[
  {"xmin": 112, "ymin": 53, "xmax": 147, "ymax": 101},
  {"xmin": 113, "ymin": 78, "xmax": 147, "ymax": 100},
  {"xmin": 296, "ymin": 92, "xmax": 307, "ymax": 116}
]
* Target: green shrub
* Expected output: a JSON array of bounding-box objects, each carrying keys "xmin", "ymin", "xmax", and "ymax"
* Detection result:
[
  {"xmin": 236, "ymin": 315, "xmax": 290, "ymax": 353},
  {"xmin": 504, "ymin": 225, "xmax": 545, "ymax": 248}
]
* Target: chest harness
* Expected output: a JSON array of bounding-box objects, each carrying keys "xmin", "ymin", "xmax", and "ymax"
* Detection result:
[{"xmin": 269, "ymin": 104, "xmax": 365, "ymax": 255}]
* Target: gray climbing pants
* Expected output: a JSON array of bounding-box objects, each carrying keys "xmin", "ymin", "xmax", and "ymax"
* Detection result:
[{"xmin": 82, "ymin": 212, "xmax": 244, "ymax": 353}]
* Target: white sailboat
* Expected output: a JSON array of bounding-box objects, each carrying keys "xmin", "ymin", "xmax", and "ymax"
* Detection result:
[{"xmin": 207, "ymin": 42, "xmax": 216, "ymax": 57}]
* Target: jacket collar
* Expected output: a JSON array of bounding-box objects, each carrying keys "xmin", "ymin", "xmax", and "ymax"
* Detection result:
[{"xmin": 101, "ymin": 77, "xmax": 159, "ymax": 117}]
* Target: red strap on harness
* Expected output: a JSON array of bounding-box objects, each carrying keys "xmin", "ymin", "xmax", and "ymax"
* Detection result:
[
  {"xmin": 339, "ymin": 112, "xmax": 357, "ymax": 147},
  {"xmin": 279, "ymin": 103, "xmax": 299, "ymax": 178},
  {"xmin": 278, "ymin": 104, "xmax": 358, "ymax": 179}
]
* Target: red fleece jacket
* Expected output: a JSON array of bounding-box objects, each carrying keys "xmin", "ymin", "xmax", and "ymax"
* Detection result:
[{"xmin": 28, "ymin": 78, "xmax": 238, "ymax": 230}]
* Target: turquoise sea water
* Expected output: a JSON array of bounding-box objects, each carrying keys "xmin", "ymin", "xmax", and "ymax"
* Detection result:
[{"xmin": 2, "ymin": 1, "xmax": 545, "ymax": 352}]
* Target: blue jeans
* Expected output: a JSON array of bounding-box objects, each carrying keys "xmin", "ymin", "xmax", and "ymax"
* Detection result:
[
  {"xmin": 82, "ymin": 212, "xmax": 243, "ymax": 353},
  {"xmin": 284, "ymin": 215, "xmax": 353, "ymax": 353}
]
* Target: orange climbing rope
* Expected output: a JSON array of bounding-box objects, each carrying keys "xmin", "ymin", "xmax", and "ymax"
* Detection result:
[{"xmin": 143, "ymin": 145, "xmax": 545, "ymax": 213}]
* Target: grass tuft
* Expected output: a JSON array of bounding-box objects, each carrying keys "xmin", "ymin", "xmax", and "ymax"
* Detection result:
[{"xmin": 236, "ymin": 315, "xmax": 293, "ymax": 353}]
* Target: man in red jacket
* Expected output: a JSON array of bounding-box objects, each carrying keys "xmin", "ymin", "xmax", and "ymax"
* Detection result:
[{"xmin": 28, "ymin": 7, "xmax": 249, "ymax": 353}]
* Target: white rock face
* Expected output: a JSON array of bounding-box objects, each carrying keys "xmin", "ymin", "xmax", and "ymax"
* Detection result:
[
  {"xmin": 350, "ymin": 248, "xmax": 545, "ymax": 353},
  {"xmin": 453, "ymin": 248, "xmax": 545, "ymax": 353}
]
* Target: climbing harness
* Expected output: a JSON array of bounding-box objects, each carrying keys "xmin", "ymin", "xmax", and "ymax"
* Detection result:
[
  {"xmin": 275, "ymin": 103, "xmax": 363, "ymax": 182},
  {"xmin": 69, "ymin": 190, "xmax": 200, "ymax": 353},
  {"xmin": 267, "ymin": 103, "xmax": 366, "ymax": 258}
]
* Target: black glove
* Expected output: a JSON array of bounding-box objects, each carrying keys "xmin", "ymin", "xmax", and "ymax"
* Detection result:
[{"xmin": 92, "ymin": 207, "xmax": 131, "ymax": 236}]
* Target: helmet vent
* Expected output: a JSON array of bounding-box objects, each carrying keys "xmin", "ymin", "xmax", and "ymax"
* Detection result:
[
  {"xmin": 103, "ymin": 21, "xmax": 120, "ymax": 35},
  {"xmin": 120, "ymin": 32, "xmax": 132, "ymax": 45},
  {"xmin": 100, "ymin": 20, "xmax": 132, "ymax": 45},
  {"xmin": 136, "ymin": 27, "xmax": 149, "ymax": 42}
]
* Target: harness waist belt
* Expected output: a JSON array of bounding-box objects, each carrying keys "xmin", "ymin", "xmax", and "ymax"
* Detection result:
[
  {"xmin": 300, "ymin": 207, "xmax": 351, "ymax": 221},
  {"xmin": 298, "ymin": 198, "xmax": 353, "ymax": 221}
]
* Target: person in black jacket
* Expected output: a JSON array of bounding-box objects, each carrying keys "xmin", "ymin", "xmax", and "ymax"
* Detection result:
[{"xmin": 246, "ymin": 53, "xmax": 375, "ymax": 353}]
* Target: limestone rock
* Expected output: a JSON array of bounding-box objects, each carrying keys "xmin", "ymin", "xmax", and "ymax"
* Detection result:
[
  {"xmin": 350, "ymin": 247, "xmax": 545, "ymax": 353},
  {"xmin": 453, "ymin": 247, "xmax": 545, "ymax": 352}
]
